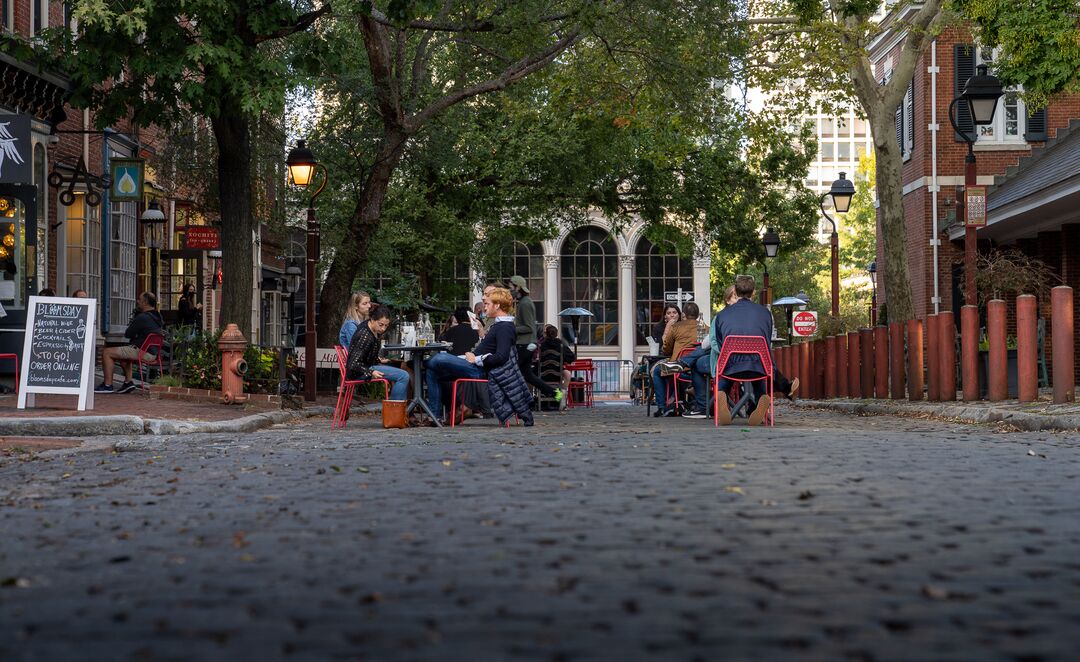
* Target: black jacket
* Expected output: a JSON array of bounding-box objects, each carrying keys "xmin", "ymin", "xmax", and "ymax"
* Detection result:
[
  {"xmin": 439, "ymin": 324, "xmax": 479, "ymax": 356},
  {"xmin": 125, "ymin": 310, "xmax": 164, "ymax": 349},
  {"xmin": 345, "ymin": 323, "xmax": 382, "ymax": 381}
]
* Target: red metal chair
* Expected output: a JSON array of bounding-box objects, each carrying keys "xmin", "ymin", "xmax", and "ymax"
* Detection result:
[
  {"xmin": 0, "ymin": 353, "xmax": 17, "ymax": 395},
  {"xmin": 450, "ymin": 378, "xmax": 513, "ymax": 428},
  {"xmin": 665, "ymin": 344, "xmax": 700, "ymax": 412},
  {"xmin": 713, "ymin": 336, "xmax": 774, "ymax": 427},
  {"xmin": 332, "ymin": 345, "xmax": 389, "ymax": 429},
  {"xmin": 565, "ymin": 359, "xmax": 595, "ymax": 408},
  {"xmin": 136, "ymin": 333, "xmax": 166, "ymax": 391}
]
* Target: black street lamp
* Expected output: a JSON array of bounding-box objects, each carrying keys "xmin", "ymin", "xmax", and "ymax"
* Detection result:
[
  {"xmin": 761, "ymin": 227, "xmax": 780, "ymax": 305},
  {"xmin": 949, "ymin": 63, "xmax": 1004, "ymax": 401},
  {"xmin": 286, "ymin": 139, "xmax": 327, "ymax": 402},
  {"xmin": 820, "ymin": 173, "xmax": 855, "ymax": 318},
  {"xmin": 140, "ymin": 201, "xmax": 166, "ymax": 299},
  {"xmin": 867, "ymin": 260, "xmax": 877, "ymax": 326}
]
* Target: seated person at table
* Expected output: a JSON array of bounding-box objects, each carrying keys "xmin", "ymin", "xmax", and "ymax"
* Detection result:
[
  {"xmin": 539, "ymin": 324, "xmax": 575, "ymax": 404},
  {"xmin": 707, "ymin": 275, "xmax": 774, "ymax": 426},
  {"xmin": 439, "ymin": 307, "xmax": 480, "ymax": 355},
  {"xmin": 650, "ymin": 302, "xmax": 701, "ymax": 416},
  {"xmin": 345, "ymin": 304, "xmax": 409, "ymax": 401},
  {"xmin": 339, "ymin": 290, "xmax": 372, "ymax": 348},
  {"xmin": 96, "ymin": 292, "xmax": 164, "ymax": 393},
  {"xmin": 425, "ymin": 287, "xmax": 534, "ymax": 426}
]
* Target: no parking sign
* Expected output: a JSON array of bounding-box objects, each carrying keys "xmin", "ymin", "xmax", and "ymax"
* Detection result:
[{"xmin": 792, "ymin": 310, "xmax": 818, "ymax": 337}]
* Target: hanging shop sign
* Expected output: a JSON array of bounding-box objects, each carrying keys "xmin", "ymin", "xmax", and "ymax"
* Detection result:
[
  {"xmin": 0, "ymin": 114, "xmax": 32, "ymax": 185},
  {"xmin": 185, "ymin": 226, "xmax": 220, "ymax": 250},
  {"xmin": 48, "ymin": 155, "xmax": 106, "ymax": 207},
  {"xmin": 110, "ymin": 158, "xmax": 144, "ymax": 201}
]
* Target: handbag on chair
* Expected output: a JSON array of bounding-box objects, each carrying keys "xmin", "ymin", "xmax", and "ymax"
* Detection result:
[{"xmin": 382, "ymin": 400, "xmax": 408, "ymax": 429}]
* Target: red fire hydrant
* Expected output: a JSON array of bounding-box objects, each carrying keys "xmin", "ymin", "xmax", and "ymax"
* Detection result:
[{"xmin": 218, "ymin": 323, "xmax": 249, "ymax": 404}]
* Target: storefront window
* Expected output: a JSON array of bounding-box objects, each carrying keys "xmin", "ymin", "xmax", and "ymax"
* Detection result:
[
  {"xmin": 560, "ymin": 226, "xmax": 617, "ymax": 346},
  {"xmin": 0, "ymin": 199, "xmax": 24, "ymax": 309},
  {"xmin": 110, "ymin": 200, "xmax": 137, "ymax": 332},
  {"xmin": 635, "ymin": 238, "xmax": 693, "ymax": 345},
  {"xmin": 63, "ymin": 194, "xmax": 102, "ymax": 315}
]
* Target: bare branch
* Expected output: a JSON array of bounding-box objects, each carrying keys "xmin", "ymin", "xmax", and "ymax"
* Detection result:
[{"xmin": 255, "ymin": 4, "xmax": 331, "ymax": 43}]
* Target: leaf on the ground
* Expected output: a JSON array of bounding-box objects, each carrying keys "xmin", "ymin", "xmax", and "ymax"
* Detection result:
[
  {"xmin": 1, "ymin": 576, "xmax": 30, "ymax": 588},
  {"xmin": 760, "ymin": 499, "xmax": 778, "ymax": 506},
  {"xmin": 1027, "ymin": 449, "xmax": 1036, "ymax": 456},
  {"xmin": 357, "ymin": 466, "xmax": 369, "ymax": 473},
  {"xmin": 239, "ymin": 554, "xmax": 256, "ymax": 562},
  {"xmin": 330, "ymin": 465, "xmax": 342, "ymax": 473},
  {"xmin": 232, "ymin": 532, "xmax": 249, "ymax": 549},
  {"xmin": 922, "ymin": 584, "xmax": 949, "ymax": 600},
  {"xmin": 441, "ymin": 460, "xmax": 452, "ymax": 467},
  {"xmin": 798, "ymin": 490, "xmax": 814, "ymax": 500},
  {"xmin": 61, "ymin": 473, "xmax": 72, "ymax": 479},
  {"xmin": 725, "ymin": 486, "xmax": 744, "ymax": 495},
  {"xmin": 721, "ymin": 463, "xmax": 737, "ymax": 469}
]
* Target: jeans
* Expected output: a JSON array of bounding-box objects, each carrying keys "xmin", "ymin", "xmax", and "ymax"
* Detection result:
[
  {"xmin": 689, "ymin": 354, "xmax": 713, "ymax": 411},
  {"xmin": 518, "ymin": 345, "xmax": 555, "ymax": 397},
  {"xmin": 374, "ymin": 364, "xmax": 409, "ymax": 401},
  {"xmin": 426, "ymin": 352, "xmax": 484, "ymax": 419},
  {"xmin": 650, "ymin": 362, "xmax": 670, "ymax": 411}
]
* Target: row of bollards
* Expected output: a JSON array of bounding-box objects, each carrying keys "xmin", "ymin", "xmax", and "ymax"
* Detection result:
[{"xmin": 775, "ymin": 286, "xmax": 1075, "ymax": 405}]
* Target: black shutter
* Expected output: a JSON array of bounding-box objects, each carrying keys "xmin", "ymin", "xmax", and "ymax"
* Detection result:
[
  {"xmin": 954, "ymin": 44, "xmax": 976, "ymax": 141},
  {"xmin": 906, "ymin": 80, "xmax": 915, "ymax": 150},
  {"xmin": 1025, "ymin": 107, "xmax": 1048, "ymax": 141},
  {"xmin": 895, "ymin": 104, "xmax": 903, "ymax": 152}
]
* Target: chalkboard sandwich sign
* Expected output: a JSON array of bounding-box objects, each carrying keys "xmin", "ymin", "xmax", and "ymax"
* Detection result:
[{"xmin": 18, "ymin": 296, "xmax": 97, "ymax": 411}]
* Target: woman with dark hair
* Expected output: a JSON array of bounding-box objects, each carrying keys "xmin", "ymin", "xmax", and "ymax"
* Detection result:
[
  {"xmin": 438, "ymin": 307, "xmax": 480, "ymax": 356},
  {"xmin": 345, "ymin": 304, "xmax": 410, "ymax": 400},
  {"xmin": 651, "ymin": 304, "xmax": 682, "ymax": 345},
  {"xmin": 178, "ymin": 282, "xmax": 202, "ymax": 328},
  {"xmin": 539, "ymin": 324, "xmax": 575, "ymax": 406}
]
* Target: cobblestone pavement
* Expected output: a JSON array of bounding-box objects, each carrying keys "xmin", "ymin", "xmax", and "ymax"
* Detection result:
[{"xmin": 2, "ymin": 404, "xmax": 1079, "ymax": 661}]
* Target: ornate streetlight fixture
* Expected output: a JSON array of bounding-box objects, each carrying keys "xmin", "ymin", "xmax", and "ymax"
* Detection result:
[
  {"xmin": 867, "ymin": 260, "xmax": 877, "ymax": 326},
  {"xmin": 819, "ymin": 173, "xmax": 855, "ymax": 318},
  {"xmin": 140, "ymin": 201, "xmax": 166, "ymax": 298},
  {"xmin": 760, "ymin": 227, "xmax": 780, "ymax": 305},
  {"xmin": 286, "ymin": 139, "xmax": 328, "ymax": 402}
]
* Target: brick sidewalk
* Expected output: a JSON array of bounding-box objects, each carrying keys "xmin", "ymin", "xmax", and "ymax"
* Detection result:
[{"xmin": 0, "ymin": 391, "xmax": 343, "ymax": 422}]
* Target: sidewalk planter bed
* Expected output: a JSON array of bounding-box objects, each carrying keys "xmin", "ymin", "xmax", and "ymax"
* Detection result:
[{"xmin": 978, "ymin": 348, "xmax": 1018, "ymax": 399}]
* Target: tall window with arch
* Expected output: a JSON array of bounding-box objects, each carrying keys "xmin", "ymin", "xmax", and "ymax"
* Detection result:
[
  {"xmin": 560, "ymin": 226, "xmax": 617, "ymax": 347},
  {"xmin": 499, "ymin": 240, "xmax": 544, "ymax": 326},
  {"xmin": 635, "ymin": 237, "xmax": 693, "ymax": 345}
]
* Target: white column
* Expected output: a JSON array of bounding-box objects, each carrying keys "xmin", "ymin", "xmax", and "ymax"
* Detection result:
[
  {"xmin": 693, "ymin": 244, "xmax": 712, "ymax": 319},
  {"xmin": 619, "ymin": 254, "xmax": 635, "ymax": 362},
  {"xmin": 544, "ymin": 254, "xmax": 559, "ymax": 327}
]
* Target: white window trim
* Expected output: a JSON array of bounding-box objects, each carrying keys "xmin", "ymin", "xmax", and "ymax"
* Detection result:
[{"xmin": 975, "ymin": 48, "xmax": 1026, "ymax": 145}]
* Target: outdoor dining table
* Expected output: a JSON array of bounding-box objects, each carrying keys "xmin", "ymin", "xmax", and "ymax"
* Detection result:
[{"xmin": 381, "ymin": 343, "xmax": 450, "ymax": 426}]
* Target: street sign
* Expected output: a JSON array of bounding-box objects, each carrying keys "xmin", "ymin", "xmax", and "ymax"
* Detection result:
[
  {"xmin": 664, "ymin": 291, "xmax": 694, "ymax": 302},
  {"xmin": 792, "ymin": 310, "xmax": 819, "ymax": 337},
  {"xmin": 966, "ymin": 185, "xmax": 987, "ymax": 227},
  {"xmin": 186, "ymin": 226, "xmax": 220, "ymax": 250}
]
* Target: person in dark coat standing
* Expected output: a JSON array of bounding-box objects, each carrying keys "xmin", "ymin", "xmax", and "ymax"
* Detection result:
[
  {"xmin": 509, "ymin": 275, "xmax": 563, "ymax": 405},
  {"xmin": 425, "ymin": 287, "xmax": 533, "ymax": 426},
  {"xmin": 709, "ymin": 274, "xmax": 775, "ymax": 426},
  {"xmin": 177, "ymin": 282, "xmax": 202, "ymax": 328}
]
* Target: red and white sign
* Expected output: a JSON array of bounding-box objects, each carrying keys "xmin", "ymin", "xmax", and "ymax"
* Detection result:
[
  {"xmin": 792, "ymin": 310, "xmax": 819, "ymax": 337},
  {"xmin": 185, "ymin": 226, "xmax": 220, "ymax": 250}
]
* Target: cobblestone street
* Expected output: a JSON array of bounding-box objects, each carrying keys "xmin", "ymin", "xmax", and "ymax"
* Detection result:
[{"xmin": 2, "ymin": 404, "xmax": 1079, "ymax": 660}]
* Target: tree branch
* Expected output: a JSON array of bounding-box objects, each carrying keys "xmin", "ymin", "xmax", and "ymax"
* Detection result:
[
  {"xmin": 255, "ymin": 4, "xmax": 332, "ymax": 43},
  {"xmin": 407, "ymin": 27, "xmax": 583, "ymax": 131},
  {"xmin": 359, "ymin": 14, "xmax": 404, "ymax": 129}
]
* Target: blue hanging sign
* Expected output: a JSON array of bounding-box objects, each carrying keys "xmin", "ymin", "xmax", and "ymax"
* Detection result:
[{"xmin": 110, "ymin": 158, "xmax": 144, "ymax": 201}]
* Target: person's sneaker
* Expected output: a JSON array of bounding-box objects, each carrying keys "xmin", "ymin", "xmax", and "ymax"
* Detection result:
[
  {"xmin": 662, "ymin": 408, "xmax": 678, "ymax": 417},
  {"xmin": 658, "ymin": 362, "xmax": 687, "ymax": 376},
  {"xmin": 748, "ymin": 395, "xmax": 772, "ymax": 426},
  {"xmin": 786, "ymin": 377, "xmax": 800, "ymax": 402},
  {"xmin": 716, "ymin": 395, "xmax": 732, "ymax": 425},
  {"xmin": 94, "ymin": 383, "xmax": 114, "ymax": 393},
  {"xmin": 554, "ymin": 388, "xmax": 564, "ymax": 402},
  {"xmin": 115, "ymin": 381, "xmax": 137, "ymax": 394},
  {"xmin": 653, "ymin": 408, "xmax": 666, "ymax": 418},
  {"xmin": 682, "ymin": 408, "xmax": 707, "ymax": 419}
]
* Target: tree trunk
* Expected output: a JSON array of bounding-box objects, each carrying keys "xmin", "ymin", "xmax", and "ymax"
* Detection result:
[
  {"xmin": 212, "ymin": 111, "xmax": 254, "ymax": 336},
  {"xmin": 870, "ymin": 118, "xmax": 915, "ymax": 324},
  {"xmin": 315, "ymin": 132, "xmax": 408, "ymax": 345}
]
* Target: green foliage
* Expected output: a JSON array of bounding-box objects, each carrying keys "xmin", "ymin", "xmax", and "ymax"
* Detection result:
[
  {"xmin": 152, "ymin": 374, "xmax": 184, "ymax": 387},
  {"xmin": 174, "ymin": 330, "xmax": 223, "ymax": 390},
  {"xmin": 953, "ymin": 0, "xmax": 1080, "ymax": 106},
  {"xmin": 243, "ymin": 345, "xmax": 281, "ymax": 393}
]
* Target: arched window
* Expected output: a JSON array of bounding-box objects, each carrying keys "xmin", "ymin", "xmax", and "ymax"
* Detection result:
[
  {"xmin": 635, "ymin": 238, "xmax": 693, "ymax": 344},
  {"xmin": 560, "ymin": 226, "xmax": 617, "ymax": 346}
]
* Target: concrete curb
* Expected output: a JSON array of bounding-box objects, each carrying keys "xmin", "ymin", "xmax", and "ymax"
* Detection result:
[
  {"xmin": 791, "ymin": 399, "xmax": 1080, "ymax": 432},
  {"xmin": 0, "ymin": 407, "xmax": 334, "ymax": 438}
]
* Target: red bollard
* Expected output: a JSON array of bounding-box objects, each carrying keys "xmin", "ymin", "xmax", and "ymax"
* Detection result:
[
  {"xmin": 847, "ymin": 331, "xmax": 861, "ymax": 398},
  {"xmin": 1017, "ymin": 295, "xmax": 1038, "ymax": 402},
  {"xmin": 859, "ymin": 329, "xmax": 874, "ymax": 399},
  {"xmin": 1052, "ymin": 286, "xmax": 1074, "ymax": 404},
  {"xmin": 799, "ymin": 341, "xmax": 810, "ymax": 400},
  {"xmin": 889, "ymin": 322, "xmax": 905, "ymax": 400},
  {"xmin": 807, "ymin": 340, "xmax": 818, "ymax": 399},
  {"xmin": 814, "ymin": 340, "xmax": 826, "ymax": 400},
  {"xmin": 874, "ymin": 326, "xmax": 889, "ymax": 398},
  {"xmin": 938, "ymin": 311, "xmax": 956, "ymax": 402},
  {"xmin": 837, "ymin": 334, "xmax": 849, "ymax": 398},
  {"xmin": 988, "ymin": 299, "xmax": 1008, "ymax": 401},
  {"xmin": 825, "ymin": 336, "xmax": 838, "ymax": 398},
  {"xmin": 961, "ymin": 305, "xmax": 980, "ymax": 401},
  {"xmin": 926, "ymin": 314, "xmax": 940, "ymax": 401},
  {"xmin": 907, "ymin": 319, "xmax": 924, "ymax": 401}
]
